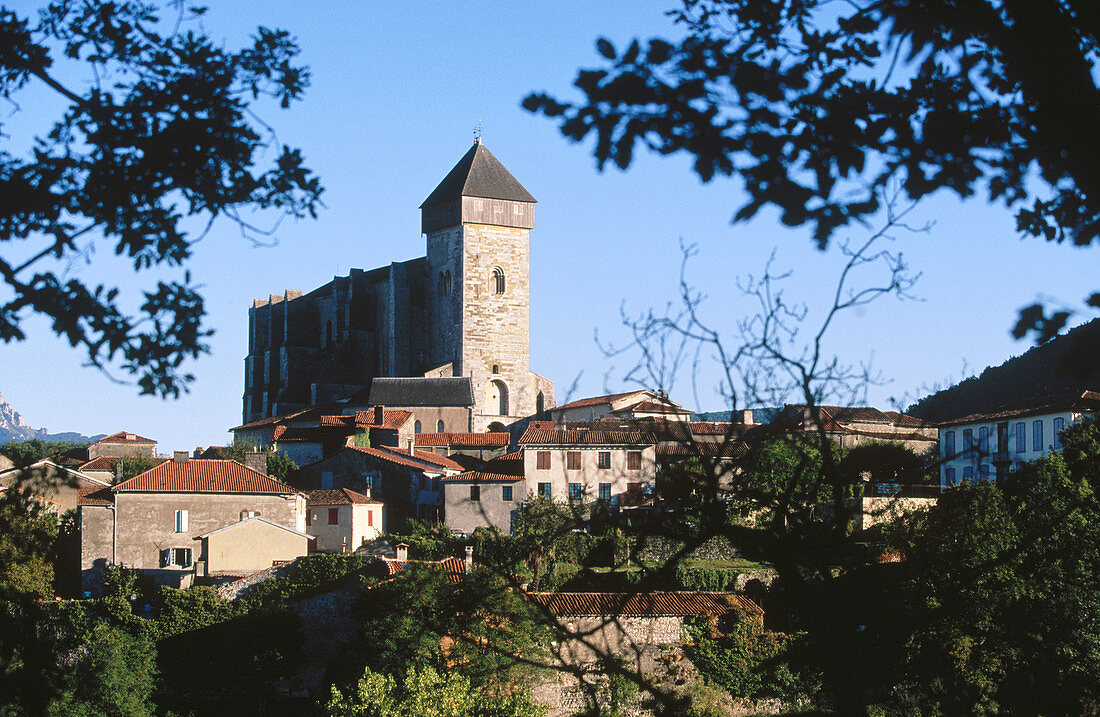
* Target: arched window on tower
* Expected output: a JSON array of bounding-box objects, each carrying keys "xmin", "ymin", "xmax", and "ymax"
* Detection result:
[
  {"xmin": 436, "ymin": 419, "xmax": 445, "ymax": 432},
  {"xmin": 444, "ymin": 270, "xmax": 452, "ymax": 296},
  {"xmin": 486, "ymin": 379, "xmax": 509, "ymax": 416},
  {"xmin": 491, "ymin": 267, "xmax": 505, "ymax": 295},
  {"xmin": 536, "ymin": 391, "xmax": 545, "ymax": 419},
  {"xmin": 414, "ymin": 420, "xmax": 422, "ymax": 434}
]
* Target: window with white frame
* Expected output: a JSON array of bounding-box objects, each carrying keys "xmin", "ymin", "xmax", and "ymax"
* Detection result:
[
  {"xmin": 1016, "ymin": 422, "xmax": 1026, "ymax": 453},
  {"xmin": 1053, "ymin": 417, "xmax": 1065, "ymax": 449},
  {"xmin": 174, "ymin": 509, "xmax": 188, "ymax": 533},
  {"xmin": 1033, "ymin": 420, "xmax": 1044, "ymax": 452},
  {"xmin": 944, "ymin": 431, "xmax": 955, "ymax": 459}
]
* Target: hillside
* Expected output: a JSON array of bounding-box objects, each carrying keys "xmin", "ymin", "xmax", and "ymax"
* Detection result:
[{"xmin": 908, "ymin": 318, "xmax": 1100, "ymax": 422}]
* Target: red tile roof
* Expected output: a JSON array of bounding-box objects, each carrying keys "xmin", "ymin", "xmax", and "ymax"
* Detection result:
[
  {"xmin": 614, "ymin": 399, "xmax": 691, "ymax": 415},
  {"xmin": 347, "ymin": 445, "xmax": 462, "ymax": 472},
  {"xmin": 319, "ymin": 415, "xmax": 356, "ymax": 427},
  {"xmin": 113, "ymin": 459, "xmax": 296, "ymax": 494},
  {"xmin": 77, "ymin": 485, "xmax": 114, "ymax": 506},
  {"xmin": 442, "ymin": 470, "xmax": 525, "ymax": 482},
  {"xmin": 657, "ymin": 443, "xmax": 748, "ymax": 458},
  {"xmin": 354, "ymin": 409, "xmax": 413, "ymax": 430},
  {"xmin": 273, "ymin": 425, "xmax": 325, "ymax": 443},
  {"xmin": 414, "ymin": 432, "xmax": 510, "ymax": 447},
  {"xmin": 496, "ymin": 450, "xmax": 524, "ymax": 462},
  {"xmin": 518, "ymin": 428, "xmax": 655, "ymax": 446},
  {"xmin": 527, "ymin": 591, "xmax": 763, "ymax": 617},
  {"xmin": 229, "ymin": 407, "xmax": 317, "ymax": 432},
  {"xmin": 79, "ymin": 456, "xmax": 169, "ymax": 473},
  {"xmin": 380, "ymin": 555, "xmax": 466, "ymax": 583},
  {"xmin": 553, "ymin": 391, "xmax": 648, "ymax": 412},
  {"xmin": 308, "ymin": 488, "xmax": 381, "ymax": 505},
  {"xmin": 91, "ymin": 431, "xmax": 157, "ymax": 445}
]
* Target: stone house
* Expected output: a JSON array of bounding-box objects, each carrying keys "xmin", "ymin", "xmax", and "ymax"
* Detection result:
[
  {"xmin": 550, "ymin": 390, "xmax": 688, "ymax": 423},
  {"xmin": 527, "ymin": 591, "xmax": 764, "ymax": 669},
  {"xmin": 414, "ymin": 430, "xmax": 510, "ymax": 464},
  {"xmin": 87, "ymin": 431, "xmax": 158, "ymax": 459},
  {"xmin": 242, "ymin": 139, "xmax": 556, "ymax": 430},
  {"xmin": 519, "ymin": 427, "xmax": 658, "ymax": 508},
  {"xmin": 0, "ymin": 459, "xmax": 110, "ymax": 514},
  {"xmin": 296, "ymin": 444, "xmax": 461, "ymax": 530},
  {"xmin": 77, "ymin": 455, "xmax": 306, "ymax": 594},
  {"xmin": 306, "ymin": 488, "xmax": 383, "ymax": 552},
  {"xmin": 441, "ymin": 451, "xmax": 525, "ymax": 535},
  {"xmin": 772, "ymin": 404, "xmax": 938, "ymax": 454},
  {"xmin": 194, "ymin": 517, "xmax": 312, "ymax": 579},
  {"xmin": 231, "ymin": 405, "xmax": 416, "ymax": 465},
  {"xmin": 937, "ymin": 389, "xmax": 1100, "ymax": 486}
]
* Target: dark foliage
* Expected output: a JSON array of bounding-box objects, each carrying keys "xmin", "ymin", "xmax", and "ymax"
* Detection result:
[
  {"xmin": 0, "ymin": 1, "xmax": 322, "ymax": 396},
  {"xmin": 525, "ymin": 0, "xmax": 1100, "ymax": 343}
]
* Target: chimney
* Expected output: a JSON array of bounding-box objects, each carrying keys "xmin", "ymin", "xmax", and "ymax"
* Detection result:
[
  {"xmin": 243, "ymin": 451, "xmax": 267, "ymax": 475},
  {"xmin": 374, "ymin": 405, "xmax": 385, "ymax": 426},
  {"xmin": 193, "ymin": 446, "xmax": 202, "ymax": 458},
  {"xmin": 396, "ymin": 543, "xmax": 408, "ymax": 561},
  {"xmin": 741, "ymin": 409, "xmax": 754, "ymax": 426},
  {"xmin": 363, "ymin": 485, "xmax": 371, "ymax": 499},
  {"xmin": 114, "ymin": 461, "xmax": 123, "ymax": 483},
  {"xmin": 465, "ymin": 545, "xmax": 474, "ymax": 573},
  {"xmin": 172, "ymin": 450, "xmax": 189, "ymax": 463},
  {"xmin": 407, "ymin": 438, "xmax": 414, "ymax": 456}
]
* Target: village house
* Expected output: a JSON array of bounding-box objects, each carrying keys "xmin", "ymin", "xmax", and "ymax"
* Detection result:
[
  {"xmin": 441, "ymin": 451, "xmax": 525, "ymax": 535},
  {"xmin": 0, "ymin": 459, "xmax": 110, "ymax": 514},
  {"xmin": 519, "ymin": 426, "xmax": 658, "ymax": 509},
  {"xmin": 78, "ymin": 454, "xmax": 307, "ymax": 594},
  {"xmin": 413, "ymin": 431, "xmax": 510, "ymax": 464},
  {"xmin": 194, "ymin": 517, "xmax": 313, "ymax": 580},
  {"xmin": 296, "ymin": 444, "xmax": 462, "ymax": 530},
  {"xmin": 549, "ymin": 390, "xmax": 689, "ymax": 423},
  {"xmin": 86, "ymin": 431, "xmax": 158, "ymax": 459},
  {"xmin": 770, "ymin": 404, "xmax": 938, "ymax": 453},
  {"xmin": 937, "ymin": 389, "xmax": 1100, "ymax": 486},
  {"xmin": 306, "ymin": 488, "xmax": 383, "ymax": 552}
]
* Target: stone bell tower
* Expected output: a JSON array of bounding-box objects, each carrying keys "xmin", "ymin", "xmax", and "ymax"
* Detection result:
[{"xmin": 420, "ymin": 139, "xmax": 544, "ymax": 429}]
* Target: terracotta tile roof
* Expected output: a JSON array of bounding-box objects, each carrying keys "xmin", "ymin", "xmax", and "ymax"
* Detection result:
[
  {"xmin": 496, "ymin": 450, "xmax": 523, "ymax": 461},
  {"xmin": 273, "ymin": 425, "xmax": 325, "ymax": 443},
  {"xmin": 518, "ymin": 428, "xmax": 655, "ymax": 446},
  {"xmin": 657, "ymin": 443, "xmax": 748, "ymax": 458},
  {"xmin": 113, "ymin": 459, "xmax": 296, "ymax": 494},
  {"xmin": 347, "ymin": 445, "xmax": 460, "ymax": 472},
  {"xmin": 553, "ymin": 391, "xmax": 648, "ymax": 412},
  {"xmin": 527, "ymin": 591, "xmax": 763, "ymax": 617},
  {"xmin": 380, "ymin": 555, "xmax": 466, "ymax": 583},
  {"xmin": 77, "ymin": 485, "xmax": 114, "ymax": 506},
  {"xmin": 353, "ymin": 409, "xmax": 413, "ymax": 430},
  {"xmin": 615, "ymin": 399, "xmax": 691, "ymax": 415},
  {"xmin": 79, "ymin": 456, "xmax": 169, "ymax": 473},
  {"xmin": 442, "ymin": 469, "xmax": 525, "ymax": 482},
  {"xmin": 308, "ymin": 488, "xmax": 381, "ymax": 505},
  {"xmin": 319, "ymin": 415, "xmax": 356, "ymax": 427},
  {"xmin": 414, "ymin": 432, "xmax": 510, "ymax": 447},
  {"xmin": 91, "ymin": 431, "xmax": 156, "ymax": 445},
  {"xmin": 375, "ymin": 446, "xmax": 464, "ymax": 471},
  {"xmin": 935, "ymin": 390, "xmax": 1100, "ymax": 427},
  {"xmin": 229, "ymin": 407, "xmax": 316, "ymax": 432}
]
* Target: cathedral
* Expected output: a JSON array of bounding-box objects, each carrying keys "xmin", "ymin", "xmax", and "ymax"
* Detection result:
[{"xmin": 243, "ymin": 139, "xmax": 556, "ymax": 431}]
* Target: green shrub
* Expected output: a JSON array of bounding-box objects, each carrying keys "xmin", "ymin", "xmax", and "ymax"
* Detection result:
[{"xmin": 675, "ymin": 565, "xmax": 732, "ymax": 592}]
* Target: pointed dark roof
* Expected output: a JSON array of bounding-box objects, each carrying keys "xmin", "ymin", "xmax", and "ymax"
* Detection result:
[{"xmin": 421, "ymin": 140, "xmax": 536, "ymax": 207}]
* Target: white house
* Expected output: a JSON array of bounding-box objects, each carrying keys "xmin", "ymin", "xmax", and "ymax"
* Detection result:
[{"xmin": 937, "ymin": 390, "xmax": 1099, "ymax": 487}]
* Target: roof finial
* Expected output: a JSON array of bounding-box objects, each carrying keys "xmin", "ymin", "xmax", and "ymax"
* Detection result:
[{"xmin": 473, "ymin": 119, "xmax": 482, "ymax": 144}]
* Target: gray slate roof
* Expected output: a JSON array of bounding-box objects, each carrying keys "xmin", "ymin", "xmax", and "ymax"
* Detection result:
[
  {"xmin": 420, "ymin": 140, "xmax": 536, "ymax": 207},
  {"xmin": 367, "ymin": 377, "xmax": 474, "ymax": 407}
]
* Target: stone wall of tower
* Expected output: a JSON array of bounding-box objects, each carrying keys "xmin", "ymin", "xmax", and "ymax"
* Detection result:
[
  {"xmin": 459, "ymin": 222, "xmax": 532, "ymax": 429},
  {"xmin": 426, "ymin": 226, "xmax": 464, "ymax": 375}
]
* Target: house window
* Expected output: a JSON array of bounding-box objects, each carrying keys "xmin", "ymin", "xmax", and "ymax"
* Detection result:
[
  {"xmin": 437, "ymin": 420, "xmax": 445, "ymax": 432},
  {"xmin": 1033, "ymin": 420, "xmax": 1043, "ymax": 451},
  {"xmin": 978, "ymin": 427, "xmax": 989, "ymax": 454},
  {"xmin": 566, "ymin": 451, "xmax": 581, "ymax": 470},
  {"xmin": 306, "ymin": 511, "xmax": 312, "ymax": 527},
  {"xmin": 1016, "ymin": 422, "xmax": 1026, "ymax": 453},
  {"xmin": 414, "ymin": 420, "xmax": 422, "ymax": 434},
  {"xmin": 568, "ymin": 483, "xmax": 583, "ymax": 501},
  {"xmin": 536, "ymin": 451, "xmax": 550, "ymax": 470},
  {"xmin": 979, "ymin": 463, "xmax": 990, "ymax": 480},
  {"xmin": 328, "ymin": 508, "xmax": 339, "ymax": 525},
  {"xmin": 598, "ymin": 483, "xmax": 611, "ymax": 501},
  {"xmin": 502, "ymin": 485, "xmax": 513, "ymax": 502},
  {"xmin": 367, "ymin": 510, "xmax": 374, "ymax": 527},
  {"xmin": 627, "ymin": 451, "xmax": 642, "ymax": 470},
  {"xmin": 1053, "ymin": 417, "xmax": 1065, "ymax": 449},
  {"xmin": 962, "ymin": 429, "xmax": 973, "ymax": 454},
  {"xmin": 491, "ymin": 267, "xmax": 505, "ymax": 295},
  {"xmin": 161, "ymin": 548, "xmax": 192, "ymax": 568},
  {"xmin": 537, "ymin": 482, "xmax": 551, "ymax": 499},
  {"xmin": 962, "ymin": 466, "xmax": 974, "ymax": 483},
  {"xmin": 945, "ymin": 467, "xmax": 956, "ymax": 486},
  {"xmin": 174, "ymin": 509, "xmax": 188, "ymax": 533},
  {"xmin": 470, "ymin": 485, "xmax": 480, "ymax": 502},
  {"xmin": 944, "ymin": 431, "xmax": 955, "ymax": 459},
  {"xmin": 597, "ymin": 451, "xmax": 611, "ymax": 469}
]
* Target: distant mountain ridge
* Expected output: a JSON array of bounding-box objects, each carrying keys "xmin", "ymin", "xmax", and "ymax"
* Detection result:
[
  {"xmin": 908, "ymin": 319, "xmax": 1100, "ymax": 422},
  {"xmin": 0, "ymin": 391, "xmax": 101, "ymax": 444}
]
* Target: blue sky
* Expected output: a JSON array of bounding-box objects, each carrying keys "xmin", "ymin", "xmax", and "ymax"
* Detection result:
[{"xmin": 2, "ymin": 1, "xmax": 1096, "ymax": 453}]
